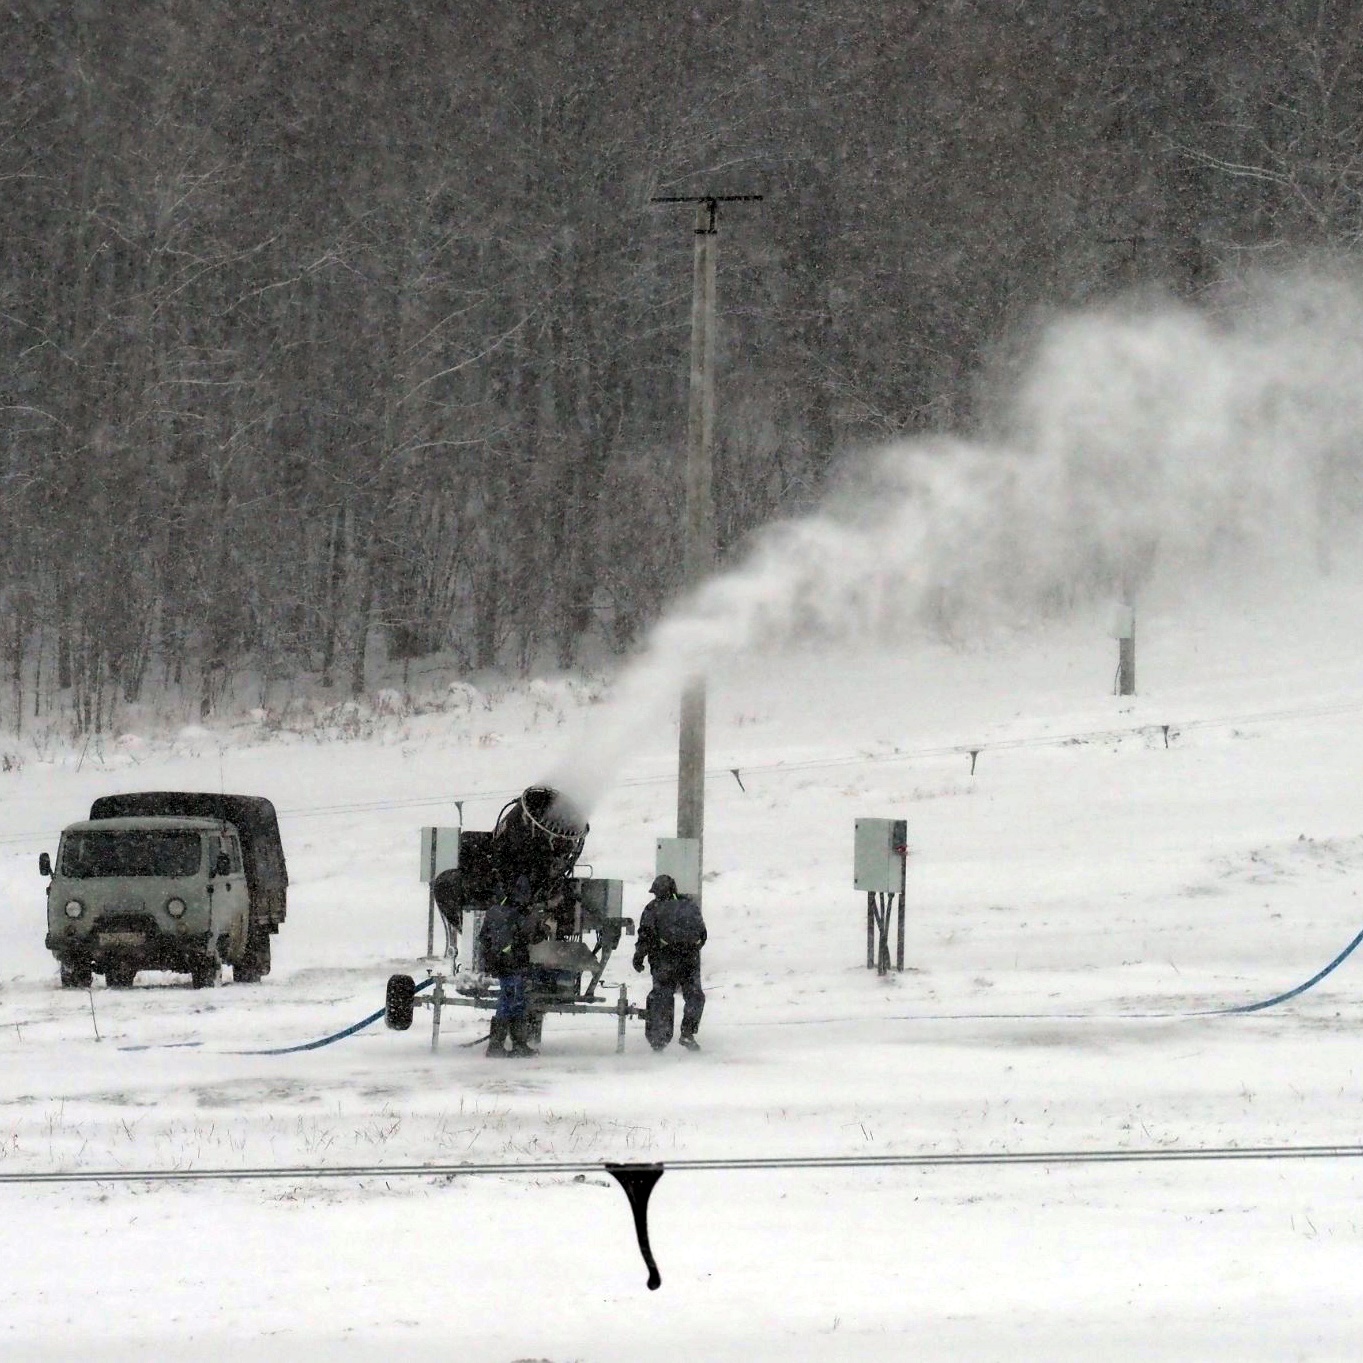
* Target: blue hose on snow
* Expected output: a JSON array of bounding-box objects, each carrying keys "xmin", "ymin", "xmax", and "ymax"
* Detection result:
[
  {"xmin": 125, "ymin": 921, "xmax": 1363, "ymax": 1056},
  {"xmin": 227, "ymin": 923, "xmax": 1363, "ymax": 1052},
  {"xmin": 1201, "ymin": 924, "xmax": 1363, "ymax": 1016},
  {"xmin": 231, "ymin": 976, "xmax": 438, "ymax": 1055}
]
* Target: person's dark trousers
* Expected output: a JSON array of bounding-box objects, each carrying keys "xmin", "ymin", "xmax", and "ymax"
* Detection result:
[
  {"xmin": 495, "ymin": 973, "xmax": 529, "ymax": 1021},
  {"xmin": 495, "ymin": 973, "xmax": 535, "ymax": 1056},
  {"xmin": 645, "ymin": 950, "xmax": 704, "ymax": 1049}
]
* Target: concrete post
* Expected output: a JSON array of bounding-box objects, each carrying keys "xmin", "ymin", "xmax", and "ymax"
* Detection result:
[
  {"xmin": 651, "ymin": 193, "xmax": 761, "ymax": 899},
  {"xmin": 678, "ymin": 203, "xmax": 718, "ymax": 870},
  {"xmin": 1118, "ymin": 602, "xmax": 1136, "ymax": 697}
]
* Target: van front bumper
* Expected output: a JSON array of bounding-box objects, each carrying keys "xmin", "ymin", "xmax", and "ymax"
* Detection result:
[{"xmin": 47, "ymin": 922, "xmax": 212, "ymax": 959}]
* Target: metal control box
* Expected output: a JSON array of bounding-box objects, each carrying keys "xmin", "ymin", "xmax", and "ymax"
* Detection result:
[
  {"xmin": 854, "ymin": 818, "xmax": 907, "ymax": 893},
  {"xmin": 419, "ymin": 826, "xmax": 461, "ymax": 881},
  {"xmin": 578, "ymin": 878, "xmax": 624, "ymax": 921},
  {"xmin": 655, "ymin": 837, "xmax": 702, "ymax": 896}
]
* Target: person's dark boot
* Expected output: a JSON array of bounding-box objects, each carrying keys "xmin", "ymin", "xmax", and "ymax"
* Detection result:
[
  {"xmin": 507, "ymin": 1017, "xmax": 535, "ymax": 1057},
  {"xmin": 679, "ymin": 1034, "xmax": 700, "ymax": 1051},
  {"xmin": 486, "ymin": 1017, "xmax": 509, "ymax": 1058}
]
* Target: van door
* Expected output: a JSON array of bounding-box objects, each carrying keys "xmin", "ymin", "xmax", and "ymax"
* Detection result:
[
  {"xmin": 222, "ymin": 833, "xmax": 248, "ymax": 959},
  {"xmin": 207, "ymin": 833, "xmax": 247, "ymax": 957}
]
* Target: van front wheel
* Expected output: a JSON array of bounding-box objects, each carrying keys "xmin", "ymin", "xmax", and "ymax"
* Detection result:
[
  {"xmin": 190, "ymin": 957, "xmax": 220, "ymax": 989},
  {"xmin": 59, "ymin": 962, "xmax": 93, "ymax": 989},
  {"xmin": 105, "ymin": 961, "xmax": 137, "ymax": 989}
]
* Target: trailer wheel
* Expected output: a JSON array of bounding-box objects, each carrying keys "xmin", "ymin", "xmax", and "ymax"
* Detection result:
[{"xmin": 385, "ymin": 974, "xmax": 417, "ymax": 1031}]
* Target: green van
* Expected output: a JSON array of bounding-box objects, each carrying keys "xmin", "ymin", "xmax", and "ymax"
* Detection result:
[{"xmin": 42, "ymin": 792, "xmax": 287, "ymax": 989}]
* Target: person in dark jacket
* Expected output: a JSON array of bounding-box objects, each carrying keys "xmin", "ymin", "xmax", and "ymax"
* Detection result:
[
  {"xmin": 479, "ymin": 876, "xmax": 541, "ymax": 1058},
  {"xmin": 633, "ymin": 874, "xmax": 706, "ymax": 1051}
]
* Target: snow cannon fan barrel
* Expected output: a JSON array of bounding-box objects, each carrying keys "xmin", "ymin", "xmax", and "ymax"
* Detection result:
[
  {"xmin": 430, "ymin": 785, "xmax": 590, "ymax": 947},
  {"xmin": 511, "ymin": 784, "xmax": 587, "ymax": 851},
  {"xmin": 490, "ymin": 784, "xmax": 589, "ymax": 896}
]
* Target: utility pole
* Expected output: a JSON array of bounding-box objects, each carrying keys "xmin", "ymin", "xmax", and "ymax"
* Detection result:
[
  {"xmin": 1112, "ymin": 591, "xmax": 1136, "ymax": 697},
  {"xmin": 1118, "ymin": 608, "xmax": 1136, "ymax": 697},
  {"xmin": 651, "ymin": 194, "xmax": 762, "ymax": 895}
]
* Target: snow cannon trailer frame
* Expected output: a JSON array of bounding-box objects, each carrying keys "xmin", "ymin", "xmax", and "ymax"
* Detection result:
[
  {"xmin": 386, "ymin": 786, "xmax": 647, "ymax": 1052},
  {"xmin": 384, "ymin": 971, "xmax": 646, "ymax": 1054}
]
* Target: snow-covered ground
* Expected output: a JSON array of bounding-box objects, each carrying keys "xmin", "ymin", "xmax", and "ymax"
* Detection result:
[{"xmin": 4, "ymin": 567, "xmax": 1363, "ymax": 1360}]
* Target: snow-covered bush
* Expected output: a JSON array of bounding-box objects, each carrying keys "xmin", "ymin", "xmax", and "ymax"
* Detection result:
[{"xmin": 373, "ymin": 688, "xmax": 411, "ymax": 718}]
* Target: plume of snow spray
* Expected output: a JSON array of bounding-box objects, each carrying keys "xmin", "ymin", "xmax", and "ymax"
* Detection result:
[{"xmin": 549, "ymin": 270, "xmax": 1363, "ymax": 814}]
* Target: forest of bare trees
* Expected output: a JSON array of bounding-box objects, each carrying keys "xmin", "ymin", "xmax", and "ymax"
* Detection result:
[{"xmin": 4, "ymin": 1, "xmax": 1363, "ymax": 732}]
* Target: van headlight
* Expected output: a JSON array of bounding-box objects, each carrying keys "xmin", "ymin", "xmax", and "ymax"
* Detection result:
[
  {"xmin": 64, "ymin": 900, "xmax": 84, "ymax": 919},
  {"xmin": 166, "ymin": 897, "xmax": 187, "ymax": 919}
]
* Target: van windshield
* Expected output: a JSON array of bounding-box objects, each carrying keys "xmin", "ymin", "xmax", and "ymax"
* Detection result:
[{"xmin": 59, "ymin": 830, "xmax": 203, "ymax": 879}]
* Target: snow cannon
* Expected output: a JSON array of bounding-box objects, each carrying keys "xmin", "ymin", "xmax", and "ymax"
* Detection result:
[
  {"xmin": 427, "ymin": 785, "xmax": 587, "ymax": 938},
  {"xmin": 397, "ymin": 785, "xmax": 645, "ymax": 1052}
]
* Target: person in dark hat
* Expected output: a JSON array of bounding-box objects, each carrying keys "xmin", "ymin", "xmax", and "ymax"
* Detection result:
[{"xmin": 633, "ymin": 874, "xmax": 706, "ymax": 1051}]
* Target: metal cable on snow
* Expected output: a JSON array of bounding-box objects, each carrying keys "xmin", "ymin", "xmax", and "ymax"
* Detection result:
[
  {"xmin": 12, "ymin": 1138, "xmax": 1363, "ymax": 1292},
  {"xmin": 6, "ymin": 1140, "xmax": 1363, "ymax": 1188}
]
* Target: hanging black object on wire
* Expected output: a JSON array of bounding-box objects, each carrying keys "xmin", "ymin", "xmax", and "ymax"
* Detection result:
[{"xmin": 605, "ymin": 1162, "xmax": 665, "ymax": 1290}]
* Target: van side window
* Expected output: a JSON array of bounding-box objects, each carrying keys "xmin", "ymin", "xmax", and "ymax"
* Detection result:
[
  {"xmin": 226, "ymin": 837, "xmax": 243, "ymax": 874},
  {"xmin": 207, "ymin": 835, "xmax": 220, "ymax": 871}
]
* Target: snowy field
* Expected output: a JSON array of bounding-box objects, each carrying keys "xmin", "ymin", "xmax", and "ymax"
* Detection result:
[{"xmin": 4, "ymin": 567, "xmax": 1363, "ymax": 1360}]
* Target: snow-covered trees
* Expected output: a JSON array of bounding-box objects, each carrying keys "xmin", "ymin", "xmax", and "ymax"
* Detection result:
[{"xmin": 4, "ymin": 1, "xmax": 1363, "ymax": 731}]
